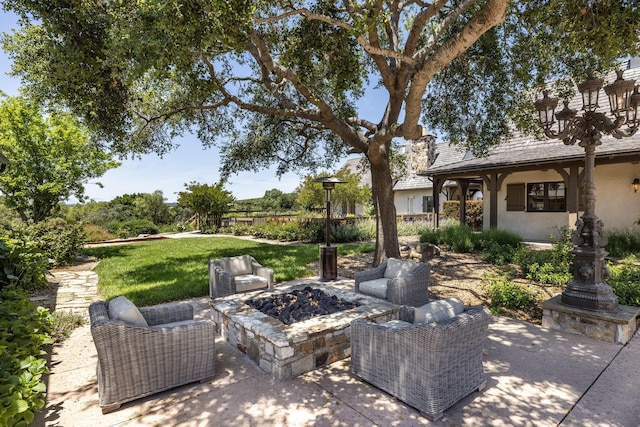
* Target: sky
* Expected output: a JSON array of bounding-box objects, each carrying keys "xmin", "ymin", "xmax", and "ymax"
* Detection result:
[{"xmin": 0, "ymin": 10, "xmax": 386, "ymax": 203}]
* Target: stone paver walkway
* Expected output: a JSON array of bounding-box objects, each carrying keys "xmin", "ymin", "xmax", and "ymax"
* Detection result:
[{"xmin": 32, "ymin": 237, "xmax": 640, "ymax": 426}]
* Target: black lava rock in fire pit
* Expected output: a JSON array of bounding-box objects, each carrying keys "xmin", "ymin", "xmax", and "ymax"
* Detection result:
[{"xmin": 245, "ymin": 286, "xmax": 357, "ymax": 325}]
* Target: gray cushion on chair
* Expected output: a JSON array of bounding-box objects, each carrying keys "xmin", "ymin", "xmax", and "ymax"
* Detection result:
[
  {"xmin": 358, "ymin": 278, "xmax": 389, "ymax": 299},
  {"xmin": 108, "ymin": 296, "xmax": 148, "ymax": 327},
  {"xmin": 414, "ymin": 298, "xmax": 464, "ymax": 324},
  {"xmin": 221, "ymin": 255, "xmax": 253, "ymax": 276},
  {"xmin": 234, "ymin": 274, "xmax": 269, "ymax": 292},
  {"xmin": 384, "ymin": 258, "xmax": 417, "ymax": 278}
]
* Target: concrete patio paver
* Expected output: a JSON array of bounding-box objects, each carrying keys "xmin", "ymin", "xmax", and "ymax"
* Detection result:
[{"xmin": 33, "ymin": 257, "xmax": 640, "ymax": 427}]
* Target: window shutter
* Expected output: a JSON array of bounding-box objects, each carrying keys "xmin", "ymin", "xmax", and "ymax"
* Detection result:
[{"xmin": 506, "ymin": 183, "xmax": 525, "ymax": 211}]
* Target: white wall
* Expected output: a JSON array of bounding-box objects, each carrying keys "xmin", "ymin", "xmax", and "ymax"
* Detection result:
[
  {"xmin": 483, "ymin": 164, "xmax": 640, "ymax": 242},
  {"xmin": 394, "ymin": 189, "xmax": 449, "ymax": 214}
]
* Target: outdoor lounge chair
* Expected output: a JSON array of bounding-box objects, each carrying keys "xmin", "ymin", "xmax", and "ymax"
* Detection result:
[
  {"xmin": 354, "ymin": 257, "xmax": 430, "ymax": 306},
  {"xmin": 209, "ymin": 255, "xmax": 274, "ymax": 298},
  {"xmin": 89, "ymin": 297, "xmax": 216, "ymax": 414},
  {"xmin": 350, "ymin": 299, "xmax": 491, "ymax": 420}
]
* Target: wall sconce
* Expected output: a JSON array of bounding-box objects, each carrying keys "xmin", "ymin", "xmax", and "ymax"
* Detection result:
[{"xmin": 632, "ymin": 178, "xmax": 640, "ymax": 193}]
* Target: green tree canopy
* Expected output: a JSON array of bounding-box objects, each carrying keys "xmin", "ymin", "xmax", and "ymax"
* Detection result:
[
  {"xmin": 133, "ymin": 190, "xmax": 172, "ymax": 225},
  {"xmin": 261, "ymin": 188, "xmax": 285, "ymax": 212},
  {"xmin": 333, "ymin": 166, "xmax": 370, "ymax": 216},
  {"xmin": 0, "ymin": 96, "xmax": 119, "ymax": 222},
  {"xmin": 3, "ymin": 1, "xmax": 638, "ymax": 261},
  {"xmin": 177, "ymin": 182, "xmax": 234, "ymax": 229},
  {"xmin": 296, "ymin": 168, "xmax": 369, "ymax": 215},
  {"xmin": 296, "ymin": 173, "xmax": 328, "ymax": 212}
]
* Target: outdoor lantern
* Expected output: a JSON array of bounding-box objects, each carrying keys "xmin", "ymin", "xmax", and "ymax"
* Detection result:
[
  {"xmin": 577, "ymin": 71, "xmax": 604, "ymax": 112},
  {"xmin": 534, "ymin": 90, "xmax": 558, "ymax": 130},
  {"xmin": 533, "ymin": 69, "xmax": 640, "ymax": 313},
  {"xmin": 555, "ymin": 101, "xmax": 577, "ymax": 134},
  {"xmin": 604, "ymin": 70, "xmax": 636, "ymax": 120},
  {"xmin": 312, "ymin": 176, "xmax": 346, "ymax": 281}
]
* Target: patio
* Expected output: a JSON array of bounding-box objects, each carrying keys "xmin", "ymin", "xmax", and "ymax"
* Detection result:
[{"xmin": 36, "ymin": 273, "xmax": 640, "ymax": 427}]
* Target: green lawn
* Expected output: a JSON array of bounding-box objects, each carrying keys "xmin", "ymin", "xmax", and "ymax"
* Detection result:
[{"xmin": 83, "ymin": 237, "xmax": 374, "ymax": 306}]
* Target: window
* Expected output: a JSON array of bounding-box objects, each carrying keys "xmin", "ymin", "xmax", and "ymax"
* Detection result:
[
  {"xmin": 527, "ymin": 182, "xmax": 566, "ymax": 212},
  {"xmin": 422, "ymin": 196, "xmax": 434, "ymax": 213}
]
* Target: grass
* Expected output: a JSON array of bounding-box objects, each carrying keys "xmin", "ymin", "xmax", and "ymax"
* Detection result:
[{"xmin": 83, "ymin": 237, "xmax": 374, "ymax": 306}]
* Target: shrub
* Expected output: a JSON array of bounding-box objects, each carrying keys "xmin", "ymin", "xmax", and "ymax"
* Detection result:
[
  {"xmin": 439, "ymin": 224, "xmax": 476, "ymax": 253},
  {"xmin": 517, "ymin": 226, "xmax": 573, "ymax": 286},
  {"xmin": 606, "ymin": 229, "xmax": 640, "ymax": 259},
  {"xmin": 396, "ymin": 219, "xmax": 434, "ymax": 237},
  {"xmin": 107, "ymin": 219, "xmax": 159, "ymax": 238},
  {"xmin": 276, "ymin": 222, "xmax": 305, "ymax": 241},
  {"xmin": 442, "ymin": 200, "xmax": 483, "ymax": 230},
  {"xmin": 26, "ymin": 219, "xmax": 87, "ymax": 266},
  {"xmin": 0, "ymin": 237, "xmax": 49, "ymax": 292},
  {"xmin": 419, "ymin": 228, "xmax": 440, "ymax": 245},
  {"xmin": 83, "ymin": 224, "xmax": 117, "ymax": 242},
  {"xmin": 477, "ymin": 229, "xmax": 523, "ymax": 265},
  {"xmin": 608, "ymin": 261, "xmax": 640, "ymax": 306},
  {"xmin": 0, "ymin": 287, "xmax": 53, "ymax": 426},
  {"xmin": 482, "ymin": 271, "xmax": 539, "ymax": 313},
  {"xmin": 49, "ymin": 311, "xmax": 85, "ymax": 343},
  {"xmin": 331, "ymin": 221, "xmax": 366, "ymax": 243},
  {"xmin": 231, "ymin": 224, "xmax": 250, "ymax": 236}
]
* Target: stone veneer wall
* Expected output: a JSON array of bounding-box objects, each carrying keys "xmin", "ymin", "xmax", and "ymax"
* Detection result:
[{"xmin": 540, "ymin": 295, "xmax": 640, "ymax": 345}]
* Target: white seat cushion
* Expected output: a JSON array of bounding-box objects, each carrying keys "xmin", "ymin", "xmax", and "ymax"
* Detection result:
[
  {"xmin": 414, "ymin": 298, "xmax": 464, "ymax": 324},
  {"xmin": 108, "ymin": 296, "xmax": 148, "ymax": 327},
  {"xmin": 384, "ymin": 258, "xmax": 417, "ymax": 279},
  {"xmin": 358, "ymin": 278, "xmax": 389, "ymax": 299},
  {"xmin": 151, "ymin": 320, "xmax": 197, "ymax": 329},
  {"xmin": 222, "ymin": 255, "xmax": 253, "ymax": 276},
  {"xmin": 234, "ymin": 274, "xmax": 269, "ymax": 292}
]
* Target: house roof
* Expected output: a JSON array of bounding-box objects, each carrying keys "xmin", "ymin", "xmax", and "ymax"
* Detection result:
[
  {"xmin": 393, "ymin": 173, "xmax": 433, "ymax": 190},
  {"xmin": 340, "ymin": 157, "xmax": 372, "ymax": 187},
  {"xmin": 420, "ymin": 65, "xmax": 640, "ymax": 176}
]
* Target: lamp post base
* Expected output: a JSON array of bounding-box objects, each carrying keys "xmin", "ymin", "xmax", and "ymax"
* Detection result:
[
  {"xmin": 319, "ymin": 245, "xmax": 338, "ymax": 281},
  {"xmin": 562, "ymin": 246, "xmax": 619, "ymax": 312}
]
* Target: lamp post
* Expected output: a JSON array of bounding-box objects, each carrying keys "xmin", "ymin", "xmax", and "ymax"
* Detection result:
[
  {"xmin": 313, "ymin": 176, "xmax": 345, "ymax": 281},
  {"xmin": 534, "ymin": 70, "xmax": 640, "ymax": 312}
]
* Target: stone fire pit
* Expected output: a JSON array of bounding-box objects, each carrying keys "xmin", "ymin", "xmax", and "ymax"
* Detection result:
[{"xmin": 211, "ymin": 281, "xmax": 398, "ymax": 380}]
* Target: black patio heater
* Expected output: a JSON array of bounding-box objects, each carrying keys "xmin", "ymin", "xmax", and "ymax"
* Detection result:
[{"xmin": 313, "ymin": 176, "xmax": 345, "ymax": 281}]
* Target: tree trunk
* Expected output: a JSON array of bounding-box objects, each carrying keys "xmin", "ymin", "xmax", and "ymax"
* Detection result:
[{"xmin": 369, "ymin": 151, "xmax": 400, "ymax": 265}]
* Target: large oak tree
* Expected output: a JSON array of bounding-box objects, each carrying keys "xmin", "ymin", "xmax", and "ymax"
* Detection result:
[{"xmin": 2, "ymin": 1, "xmax": 638, "ymax": 262}]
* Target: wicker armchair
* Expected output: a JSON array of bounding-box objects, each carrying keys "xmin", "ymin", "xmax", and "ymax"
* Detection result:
[
  {"xmin": 89, "ymin": 300, "xmax": 216, "ymax": 413},
  {"xmin": 350, "ymin": 304, "xmax": 491, "ymax": 421},
  {"xmin": 209, "ymin": 255, "xmax": 274, "ymax": 298},
  {"xmin": 354, "ymin": 258, "xmax": 430, "ymax": 306}
]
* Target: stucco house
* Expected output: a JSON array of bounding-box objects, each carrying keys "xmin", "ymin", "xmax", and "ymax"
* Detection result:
[
  {"xmin": 340, "ymin": 137, "xmax": 471, "ymax": 218},
  {"xmin": 418, "ymin": 64, "xmax": 640, "ymax": 242}
]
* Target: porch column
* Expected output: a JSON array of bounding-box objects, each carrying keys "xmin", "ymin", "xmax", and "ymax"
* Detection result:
[
  {"xmin": 457, "ymin": 180, "xmax": 470, "ymax": 226},
  {"xmin": 555, "ymin": 165, "xmax": 581, "ymax": 214},
  {"xmin": 432, "ymin": 177, "xmax": 444, "ymax": 228},
  {"xmin": 482, "ymin": 172, "xmax": 508, "ymax": 229}
]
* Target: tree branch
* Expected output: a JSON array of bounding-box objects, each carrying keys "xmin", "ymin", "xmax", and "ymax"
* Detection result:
[
  {"xmin": 253, "ymin": 6, "xmax": 417, "ymax": 66},
  {"xmin": 414, "ymin": 0, "xmax": 480, "ymax": 61},
  {"xmin": 398, "ymin": 0, "xmax": 509, "ymax": 139}
]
